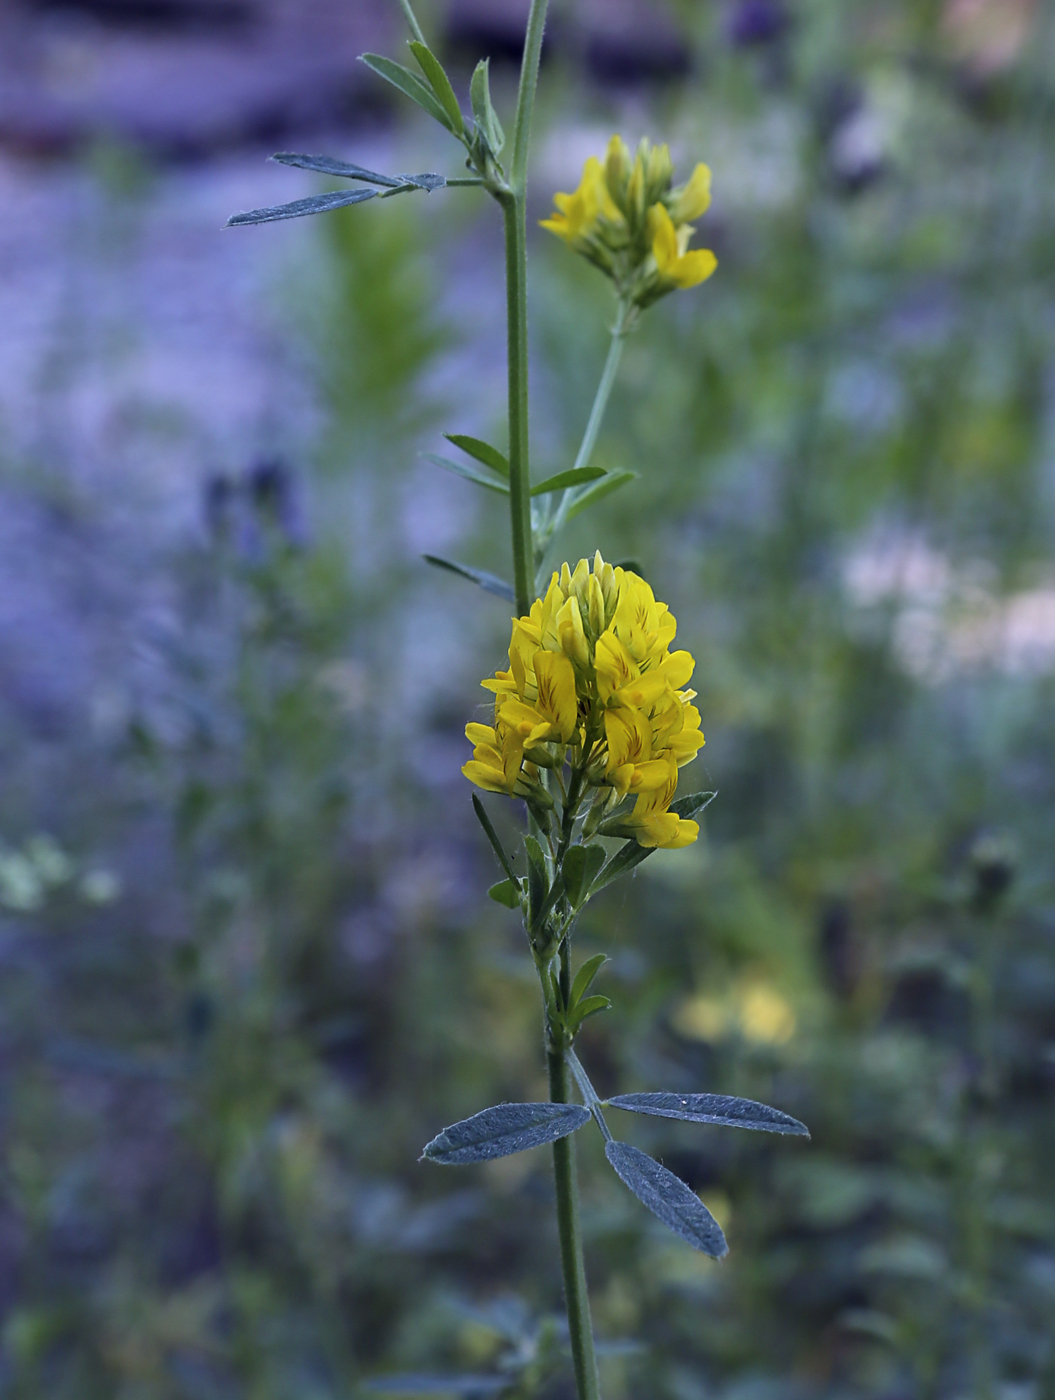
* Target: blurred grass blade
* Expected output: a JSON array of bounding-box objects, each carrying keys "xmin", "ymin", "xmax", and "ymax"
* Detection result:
[
  {"xmin": 422, "ymin": 1102, "xmax": 590, "ymax": 1164},
  {"xmin": 471, "ymin": 795, "xmax": 517, "ymax": 884},
  {"xmin": 444, "ymin": 435, "xmax": 510, "ymax": 478},
  {"xmin": 270, "ymin": 152, "xmax": 404, "ymax": 186},
  {"xmin": 605, "ymin": 1141, "xmax": 728, "ymax": 1257},
  {"xmin": 409, "ymin": 41, "xmax": 465, "ymax": 136},
  {"xmin": 565, "ymin": 470, "xmax": 637, "ymax": 521},
  {"xmin": 422, "ymin": 453, "xmax": 510, "ymax": 494},
  {"xmin": 360, "ymin": 53, "xmax": 456, "ymax": 131},
  {"xmin": 530, "ymin": 467, "xmax": 607, "ymax": 496},
  {"xmin": 607, "ymin": 1093, "xmax": 809, "ymax": 1136},
  {"xmin": 423, "ymin": 556, "xmax": 515, "ymax": 602},
  {"xmin": 470, "ymin": 58, "xmax": 505, "ymax": 154},
  {"xmin": 226, "ymin": 188, "xmax": 377, "ymax": 226}
]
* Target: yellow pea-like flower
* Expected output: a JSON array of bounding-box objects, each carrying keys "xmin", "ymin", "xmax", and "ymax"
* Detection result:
[
  {"xmin": 649, "ymin": 204, "xmax": 718, "ymax": 291},
  {"xmin": 463, "ymin": 553, "xmax": 705, "ymax": 849}
]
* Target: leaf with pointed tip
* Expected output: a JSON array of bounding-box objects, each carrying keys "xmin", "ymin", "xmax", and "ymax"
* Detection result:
[
  {"xmin": 488, "ymin": 879, "xmax": 520, "ymax": 909},
  {"xmin": 606, "ymin": 1141, "xmax": 728, "ymax": 1257},
  {"xmin": 530, "ymin": 467, "xmax": 607, "ymax": 496},
  {"xmin": 360, "ymin": 54, "xmax": 455, "ymax": 131},
  {"xmin": 569, "ymin": 952, "xmax": 608, "ymax": 1008},
  {"xmin": 423, "ymin": 1102, "xmax": 590, "ymax": 1165},
  {"xmin": 562, "ymin": 845, "xmax": 606, "ymax": 909},
  {"xmin": 364, "ymin": 1374, "xmax": 511, "ymax": 1396},
  {"xmin": 469, "ymin": 58, "xmax": 505, "ymax": 155},
  {"xmin": 270, "ymin": 151, "xmax": 404, "ymax": 186},
  {"xmin": 588, "ymin": 837, "xmax": 654, "ymax": 895},
  {"xmin": 567, "ymin": 994, "xmax": 611, "ymax": 1031},
  {"xmin": 471, "ymin": 796, "xmax": 516, "ymax": 883},
  {"xmin": 565, "ymin": 471, "xmax": 637, "ymax": 521},
  {"xmin": 607, "ymin": 1093, "xmax": 809, "ymax": 1136},
  {"xmin": 444, "ymin": 435, "xmax": 509, "ymax": 479},
  {"xmin": 524, "ymin": 835, "xmax": 548, "ymax": 926},
  {"xmin": 423, "ymin": 556, "xmax": 515, "ymax": 603},
  {"xmin": 672, "ymin": 791, "xmax": 718, "ymax": 820},
  {"xmin": 408, "ymin": 41, "xmax": 465, "ymax": 135},
  {"xmin": 226, "ymin": 188, "xmax": 377, "ymax": 227},
  {"xmin": 423, "ymin": 453, "xmax": 510, "ymax": 495}
]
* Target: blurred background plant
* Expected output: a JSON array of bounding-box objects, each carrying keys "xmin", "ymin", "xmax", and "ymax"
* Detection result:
[{"xmin": 1, "ymin": 0, "xmax": 1054, "ymax": 1397}]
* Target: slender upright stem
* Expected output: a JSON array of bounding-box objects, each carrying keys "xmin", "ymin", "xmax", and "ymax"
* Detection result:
[
  {"xmin": 573, "ymin": 306, "xmax": 630, "ymax": 475},
  {"xmin": 395, "ymin": 0, "xmax": 426, "ymax": 44},
  {"xmin": 547, "ymin": 1045, "xmax": 602, "ymax": 1400},
  {"xmin": 502, "ymin": 193, "xmax": 533, "ymax": 618},
  {"xmin": 511, "ymin": 0, "xmax": 550, "ymax": 193}
]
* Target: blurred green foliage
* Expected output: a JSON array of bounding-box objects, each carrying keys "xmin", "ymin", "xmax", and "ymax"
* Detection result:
[{"xmin": 2, "ymin": 2, "xmax": 1055, "ymax": 1398}]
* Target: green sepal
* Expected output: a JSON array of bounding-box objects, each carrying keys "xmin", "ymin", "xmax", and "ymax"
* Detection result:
[
  {"xmin": 471, "ymin": 795, "xmax": 517, "ymax": 884},
  {"xmin": 488, "ymin": 879, "xmax": 521, "ymax": 909},
  {"xmin": 531, "ymin": 467, "xmax": 607, "ymax": 496},
  {"xmin": 469, "ymin": 58, "xmax": 505, "ymax": 154},
  {"xmin": 524, "ymin": 835, "xmax": 549, "ymax": 927},
  {"xmin": 565, "ymin": 470, "xmax": 637, "ymax": 521},
  {"xmin": 422, "ymin": 453, "xmax": 509, "ymax": 495},
  {"xmin": 567, "ymin": 994, "xmax": 611, "ymax": 1031},
  {"xmin": 569, "ymin": 952, "xmax": 608, "ymax": 1008},
  {"xmin": 360, "ymin": 53, "xmax": 456, "ymax": 132},
  {"xmin": 444, "ymin": 434, "xmax": 509, "ymax": 479},
  {"xmin": 562, "ymin": 845, "xmax": 606, "ymax": 909},
  {"xmin": 408, "ymin": 41, "xmax": 465, "ymax": 136},
  {"xmin": 423, "ymin": 555, "xmax": 515, "ymax": 603}
]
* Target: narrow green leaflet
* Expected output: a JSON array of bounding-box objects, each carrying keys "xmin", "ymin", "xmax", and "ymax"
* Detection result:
[
  {"xmin": 471, "ymin": 796, "xmax": 517, "ymax": 883},
  {"xmin": 530, "ymin": 467, "xmax": 607, "ymax": 496},
  {"xmin": 422, "ymin": 1102, "xmax": 590, "ymax": 1165},
  {"xmin": 469, "ymin": 58, "xmax": 505, "ymax": 154},
  {"xmin": 569, "ymin": 952, "xmax": 608, "ymax": 1008},
  {"xmin": 488, "ymin": 879, "xmax": 520, "ymax": 909},
  {"xmin": 565, "ymin": 471, "xmax": 637, "ymax": 521},
  {"xmin": 270, "ymin": 152, "xmax": 404, "ymax": 186},
  {"xmin": 444, "ymin": 435, "xmax": 509, "ymax": 478},
  {"xmin": 562, "ymin": 845, "xmax": 606, "ymax": 908},
  {"xmin": 605, "ymin": 1141, "xmax": 728, "ymax": 1257},
  {"xmin": 364, "ymin": 1374, "xmax": 511, "ymax": 1395},
  {"xmin": 607, "ymin": 1093, "xmax": 809, "ymax": 1136},
  {"xmin": 408, "ymin": 41, "xmax": 465, "ymax": 135},
  {"xmin": 226, "ymin": 188, "xmax": 377, "ymax": 227},
  {"xmin": 423, "ymin": 453, "xmax": 510, "ymax": 495},
  {"xmin": 588, "ymin": 837, "xmax": 655, "ymax": 895},
  {"xmin": 567, "ymin": 994, "xmax": 611, "ymax": 1032},
  {"xmin": 423, "ymin": 556, "xmax": 515, "ymax": 603},
  {"xmin": 672, "ymin": 790, "xmax": 718, "ymax": 820},
  {"xmin": 524, "ymin": 836, "xmax": 548, "ymax": 926},
  {"xmin": 360, "ymin": 53, "xmax": 455, "ymax": 131}
]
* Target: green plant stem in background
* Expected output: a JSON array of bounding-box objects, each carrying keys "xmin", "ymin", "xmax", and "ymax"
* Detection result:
[
  {"xmin": 547, "ymin": 1043, "xmax": 601, "ymax": 1400},
  {"xmin": 502, "ymin": 3, "xmax": 603, "ymax": 1395},
  {"xmin": 395, "ymin": 0, "xmax": 426, "ymax": 45}
]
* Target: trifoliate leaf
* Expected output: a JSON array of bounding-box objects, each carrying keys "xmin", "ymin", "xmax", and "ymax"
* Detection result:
[
  {"xmin": 607, "ymin": 1093, "xmax": 809, "ymax": 1136},
  {"xmin": 226, "ymin": 188, "xmax": 377, "ymax": 227},
  {"xmin": 360, "ymin": 53, "xmax": 456, "ymax": 132},
  {"xmin": 488, "ymin": 879, "xmax": 520, "ymax": 909},
  {"xmin": 605, "ymin": 1141, "xmax": 728, "ymax": 1257},
  {"xmin": 423, "ymin": 556, "xmax": 515, "ymax": 603},
  {"xmin": 444, "ymin": 434, "xmax": 509, "ymax": 478},
  {"xmin": 530, "ymin": 467, "xmax": 607, "ymax": 496},
  {"xmin": 422, "ymin": 453, "xmax": 510, "ymax": 495},
  {"xmin": 422, "ymin": 1102, "xmax": 590, "ymax": 1165},
  {"xmin": 565, "ymin": 471, "xmax": 637, "ymax": 521},
  {"xmin": 408, "ymin": 41, "xmax": 465, "ymax": 136}
]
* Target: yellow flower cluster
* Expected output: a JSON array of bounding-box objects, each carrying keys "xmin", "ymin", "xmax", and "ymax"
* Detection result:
[
  {"xmin": 540, "ymin": 136, "xmax": 717, "ymax": 309},
  {"xmin": 463, "ymin": 554, "xmax": 705, "ymax": 849}
]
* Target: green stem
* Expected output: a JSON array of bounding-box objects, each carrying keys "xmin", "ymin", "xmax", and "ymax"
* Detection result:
[
  {"xmin": 511, "ymin": 0, "xmax": 550, "ymax": 192},
  {"xmin": 502, "ymin": 193, "xmax": 533, "ymax": 618},
  {"xmin": 548, "ymin": 1044, "xmax": 602, "ymax": 1400},
  {"xmin": 395, "ymin": 0, "xmax": 426, "ymax": 44}
]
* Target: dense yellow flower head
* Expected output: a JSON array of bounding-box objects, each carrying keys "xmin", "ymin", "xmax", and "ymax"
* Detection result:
[
  {"xmin": 463, "ymin": 553, "xmax": 704, "ymax": 849},
  {"xmin": 540, "ymin": 135, "xmax": 717, "ymax": 312}
]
